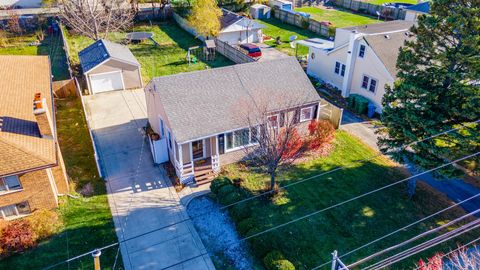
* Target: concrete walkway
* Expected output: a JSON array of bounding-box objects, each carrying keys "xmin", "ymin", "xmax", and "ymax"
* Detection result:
[
  {"xmin": 83, "ymin": 90, "xmax": 215, "ymax": 270},
  {"xmin": 340, "ymin": 110, "xmax": 480, "ymax": 214}
]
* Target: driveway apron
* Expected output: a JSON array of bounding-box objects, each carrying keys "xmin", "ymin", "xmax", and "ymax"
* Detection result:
[{"xmin": 83, "ymin": 90, "xmax": 215, "ymax": 270}]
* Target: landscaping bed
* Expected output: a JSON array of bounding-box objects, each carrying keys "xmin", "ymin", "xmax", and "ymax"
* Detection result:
[
  {"xmin": 0, "ymin": 98, "xmax": 120, "ymax": 269},
  {"xmin": 64, "ymin": 20, "xmax": 234, "ymax": 82},
  {"xmin": 211, "ymin": 131, "xmax": 476, "ymax": 269}
]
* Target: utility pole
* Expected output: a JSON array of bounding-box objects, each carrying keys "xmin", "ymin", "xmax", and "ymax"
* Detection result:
[{"xmin": 92, "ymin": 249, "xmax": 102, "ymax": 270}]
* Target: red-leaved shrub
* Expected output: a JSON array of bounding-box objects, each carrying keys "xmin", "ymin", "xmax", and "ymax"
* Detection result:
[
  {"xmin": 417, "ymin": 253, "xmax": 443, "ymax": 270},
  {"xmin": 279, "ymin": 128, "xmax": 303, "ymax": 159},
  {"xmin": 0, "ymin": 219, "xmax": 36, "ymax": 255},
  {"xmin": 307, "ymin": 120, "xmax": 335, "ymax": 150}
]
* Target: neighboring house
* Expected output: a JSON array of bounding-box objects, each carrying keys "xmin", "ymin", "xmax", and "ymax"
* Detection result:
[
  {"xmin": 268, "ymin": 0, "xmax": 293, "ymax": 11},
  {"xmin": 0, "ymin": 55, "xmax": 69, "ymax": 220},
  {"xmin": 0, "ymin": 0, "xmax": 42, "ymax": 8},
  {"xmin": 79, "ymin": 39, "xmax": 142, "ymax": 95},
  {"xmin": 305, "ymin": 21, "xmax": 415, "ymax": 113},
  {"xmin": 145, "ymin": 57, "xmax": 322, "ymax": 185},
  {"xmin": 404, "ymin": 1, "xmax": 430, "ymax": 22},
  {"xmin": 250, "ymin": 4, "xmax": 271, "ymax": 20},
  {"xmin": 218, "ymin": 8, "xmax": 265, "ymax": 44}
]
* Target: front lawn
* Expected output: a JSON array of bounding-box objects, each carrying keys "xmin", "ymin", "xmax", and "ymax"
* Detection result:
[
  {"xmin": 65, "ymin": 21, "xmax": 234, "ymax": 83},
  {"xmin": 0, "ymin": 31, "xmax": 70, "ymax": 81},
  {"xmin": 295, "ymin": 6, "xmax": 380, "ymax": 28},
  {"xmin": 0, "ymin": 98, "xmax": 120, "ymax": 270},
  {"xmin": 220, "ymin": 131, "xmax": 475, "ymax": 269}
]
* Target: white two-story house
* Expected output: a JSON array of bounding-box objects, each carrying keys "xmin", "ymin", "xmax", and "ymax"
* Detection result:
[{"xmin": 305, "ymin": 21, "xmax": 415, "ymax": 113}]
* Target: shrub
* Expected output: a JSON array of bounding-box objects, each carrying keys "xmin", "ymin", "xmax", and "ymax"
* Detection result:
[
  {"xmin": 236, "ymin": 217, "xmax": 255, "ymax": 236},
  {"xmin": 307, "ymin": 120, "xmax": 335, "ymax": 150},
  {"xmin": 27, "ymin": 209, "xmax": 62, "ymax": 241},
  {"xmin": 229, "ymin": 204, "xmax": 251, "ymax": 222},
  {"xmin": 279, "ymin": 128, "xmax": 303, "ymax": 159},
  {"xmin": 0, "ymin": 219, "xmax": 36, "ymax": 255},
  {"xmin": 210, "ymin": 176, "xmax": 232, "ymax": 194},
  {"xmin": 217, "ymin": 183, "xmax": 235, "ymax": 199},
  {"xmin": 232, "ymin": 177, "xmax": 243, "ymax": 188},
  {"xmin": 263, "ymin": 250, "xmax": 295, "ymax": 270},
  {"xmin": 249, "ymin": 236, "xmax": 277, "ymax": 258},
  {"xmin": 219, "ymin": 190, "xmax": 242, "ymax": 205}
]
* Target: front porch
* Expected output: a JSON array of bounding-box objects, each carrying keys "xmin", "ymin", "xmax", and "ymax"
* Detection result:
[{"xmin": 173, "ymin": 136, "xmax": 220, "ymax": 185}]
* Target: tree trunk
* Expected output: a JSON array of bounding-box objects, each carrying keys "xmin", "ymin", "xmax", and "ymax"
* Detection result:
[{"xmin": 270, "ymin": 171, "xmax": 276, "ymax": 190}]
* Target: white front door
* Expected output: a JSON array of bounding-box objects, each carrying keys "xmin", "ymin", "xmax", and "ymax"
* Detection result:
[{"xmin": 89, "ymin": 71, "xmax": 124, "ymax": 94}]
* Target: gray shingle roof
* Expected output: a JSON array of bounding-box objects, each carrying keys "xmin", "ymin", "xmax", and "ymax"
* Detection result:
[
  {"xmin": 146, "ymin": 57, "xmax": 321, "ymax": 143},
  {"xmin": 79, "ymin": 39, "xmax": 140, "ymax": 73},
  {"xmin": 342, "ymin": 20, "xmax": 414, "ymax": 35}
]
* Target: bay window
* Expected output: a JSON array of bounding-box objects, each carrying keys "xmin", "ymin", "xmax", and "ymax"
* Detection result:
[{"xmin": 221, "ymin": 127, "xmax": 260, "ymax": 152}]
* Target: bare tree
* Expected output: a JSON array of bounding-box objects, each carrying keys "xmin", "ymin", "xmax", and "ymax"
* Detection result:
[
  {"xmin": 445, "ymin": 245, "xmax": 480, "ymax": 270},
  {"xmin": 60, "ymin": 0, "xmax": 135, "ymax": 40},
  {"xmin": 236, "ymin": 95, "xmax": 307, "ymax": 191}
]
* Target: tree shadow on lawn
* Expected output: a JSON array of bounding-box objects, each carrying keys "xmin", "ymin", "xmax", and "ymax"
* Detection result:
[{"xmin": 220, "ymin": 156, "xmax": 476, "ymax": 269}]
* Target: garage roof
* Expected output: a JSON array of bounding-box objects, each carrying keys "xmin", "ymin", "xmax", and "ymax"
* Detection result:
[
  {"xmin": 146, "ymin": 57, "xmax": 321, "ymax": 143},
  {"xmin": 79, "ymin": 39, "xmax": 140, "ymax": 74}
]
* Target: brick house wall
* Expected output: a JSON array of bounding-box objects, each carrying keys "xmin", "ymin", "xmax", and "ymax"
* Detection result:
[{"xmin": 0, "ymin": 169, "xmax": 58, "ymax": 213}]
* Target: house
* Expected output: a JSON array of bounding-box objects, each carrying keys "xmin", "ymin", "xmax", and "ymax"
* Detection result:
[
  {"xmin": 305, "ymin": 21, "xmax": 415, "ymax": 113},
  {"xmin": 218, "ymin": 9, "xmax": 265, "ymax": 44},
  {"xmin": 268, "ymin": 0, "xmax": 293, "ymax": 11},
  {"xmin": 79, "ymin": 39, "xmax": 142, "ymax": 95},
  {"xmin": 0, "ymin": 55, "xmax": 69, "ymax": 220},
  {"xmin": 250, "ymin": 4, "xmax": 271, "ymax": 19},
  {"xmin": 404, "ymin": 1, "xmax": 430, "ymax": 22},
  {"xmin": 145, "ymin": 57, "xmax": 322, "ymax": 184}
]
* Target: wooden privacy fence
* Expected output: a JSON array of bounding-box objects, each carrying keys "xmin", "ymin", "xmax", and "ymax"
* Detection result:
[
  {"xmin": 273, "ymin": 7, "xmax": 332, "ymax": 38},
  {"xmin": 214, "ymin": 39, "xmax": 256, "ymax": 64},
  {"xmin": 319, "ymin": 99, "xmax": 343, "ymax": 129},
  {"xmin": 331, "ymin": 0, "xmax": 407, "ymax": 20},
  {"xmin": 53, "ymin": 79, "xmax": 78, "ymax": 98}
]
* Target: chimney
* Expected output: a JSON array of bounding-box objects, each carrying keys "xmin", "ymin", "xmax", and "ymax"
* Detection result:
[{"xmin": 33, "ymin": 93, "xmax": 54, "ymax": 139}]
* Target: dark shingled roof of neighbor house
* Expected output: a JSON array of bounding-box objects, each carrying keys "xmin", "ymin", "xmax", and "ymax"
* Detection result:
[
  {"xmin": 146, "ymin": 57, "xmax": 321, "ymax": 143},
  {"xmin": 406, "ymin": 1, "xmax": 430, "ymax": 14},
  {"xmin": 79, "ymin": 39, "xmax": 140, "ymax": 73}
]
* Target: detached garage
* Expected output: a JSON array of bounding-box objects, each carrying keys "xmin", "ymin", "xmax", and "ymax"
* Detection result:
[{"xmin": 79, "ymin": 39, "xmax": 142, "ymax": 95}]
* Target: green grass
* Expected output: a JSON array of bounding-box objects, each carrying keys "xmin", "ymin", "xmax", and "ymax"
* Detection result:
[
  {"xmin": 257, "ymin": 17, "xmax": 319, "ymax": 56},
  {"xmin": 0, "ymin": 32, "xmax": 70, "ymax": 81},
  {"xmin": 65, "ymin": 21, "xmax": 234, "ymax": 82},
  {"xmin": 0, "ymin": 98, "xmax": 120, "ymax": 270},
  {"xmin": 295, "ymin": 6, "xmax": 380, "ymax": 28},
  {"xmin": 221, "ymin": 131, "xmax": 475, "ymax": 269}
]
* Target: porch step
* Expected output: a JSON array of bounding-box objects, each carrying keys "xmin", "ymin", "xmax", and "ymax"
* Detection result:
[
  {"xmin": 194, "ymin": 163, "xmax": 212, "ymax": 171},
  {"xmin": 195, "ymin": 174, "xmax": 216, "ymax": 185}
]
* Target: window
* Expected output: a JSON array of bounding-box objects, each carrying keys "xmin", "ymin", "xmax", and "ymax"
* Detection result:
[
  {"xmin": 268, "ymin": 115, "xmax": 278, "ymax": 128},
  {"xmin": 234, "ymin": 128, "xmax": 249, "ymax": 148},
  {"xmin": 300, "ymin": 107, "xmax": 314, "ymax": 122},
  {"xmin": 369, "ymin": 79, "xmax": 377, "ymax": 92},
  {"xmin": 361, "ymin": 75, "xmax": 378, "ymax": 93},
  {"xmin": 168, "ymin": 131, "xmax": 172, "ymax": 149},
  {"xmin": 160, "ymin": 119, "xmax": 165, "ymax": 137},
  {"xmin": 226, "ymin": 132, "xmax": 234, "ymax": 150},
  {"xmin": 359, "ymin": 45, "xmax": 366, "ymax": 58},
  {"xmin": 362, "ymin": 76, "xmax": 369, "ymax": 89},
  {"xmin": 218, "ymin": 134, "xmax": 225, "ymax": 155},
  {"xmin": 250, "ymin": 127, "xmax": 258, "ymax": 143},
  {"xmin": 0, "ymin": 176, "xmax": 22, "ymax": 193},
  {"xmin": 279, "ymin": 112, "xmax": 285, "ymax": 127},
  {"xmin": 334, "ymin": 62, "xmax": 341, "ymax": 74},
  {"xmin": 335, "ymin": 62, "xmax": 346, "ymax": 77},
  {"xmin": 0, "ymin": 201, "xmax": 31, "ymax": 219}
]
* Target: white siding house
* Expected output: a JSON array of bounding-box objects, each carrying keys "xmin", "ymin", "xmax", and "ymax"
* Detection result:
[{"xmin": 306, "ymin": 21, "xmax": 415, "ymax": 113}]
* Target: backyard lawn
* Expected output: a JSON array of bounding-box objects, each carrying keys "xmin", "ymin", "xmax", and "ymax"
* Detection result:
[
  {"xmin": 364, "ymin": 0, "xmax": 417, "ymax": 4},
  {"xmin": 0, "ymin": 98, "xmax": 120, "ymax": 270},
  {"xmin": 219, "ymin": 131, "xmax": 476, "ymax": 269},
  {"xmin": 0, "ymin": 31, "xmax": 70, "ymax": 81},
  {"xmin": 295, "ymin": 6, "xmax": 380, "ymax": 28},
  {"xmin": 65, "ymin": 21, "xmax": 234, "ymax": 83}
]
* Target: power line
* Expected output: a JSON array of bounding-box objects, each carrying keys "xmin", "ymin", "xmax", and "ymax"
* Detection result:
[
  {"xmin": 348, "ymin": 208, "xmax": 480, "ymax": 268},
  {"xmin": 41, "ymin": 128, "xmax": 480, "ymax": 270},
  {"xmin": 363, "ymin": 219, "xmax": 480, "ymax": 270},
  {"xmin": 412, "ymin": 236, "xmax": 480, "ymax": 270},
  {"xmin": 238, "ymin": 152, "xmax": 479, "ymax": 242},
  {"xmin": 311, "ymin": 192, "xmax": 480, "ymax": 270}
]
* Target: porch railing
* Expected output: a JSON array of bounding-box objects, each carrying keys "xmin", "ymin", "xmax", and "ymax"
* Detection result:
[
  {"xmin": 174, "ymin": 160, "xmax": 195, "ymax": 184},
  {"xmin": 212, "ymin": 155, "xmax": 220, "ymax": 173}
]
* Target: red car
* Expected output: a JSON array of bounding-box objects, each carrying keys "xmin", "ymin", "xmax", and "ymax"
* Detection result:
[{"xmin": 240, "ymin": 43, "xmax": 262, "ymax": 58}]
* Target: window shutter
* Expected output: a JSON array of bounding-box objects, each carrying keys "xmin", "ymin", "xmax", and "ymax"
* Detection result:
[{"xmin": 313, "ymin": 104, "xmax": 319, "ymax": 120}]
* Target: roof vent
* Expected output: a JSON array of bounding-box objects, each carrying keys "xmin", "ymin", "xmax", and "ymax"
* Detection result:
[{"xmin": 384, "ymin": 34, "xmax": 390, "ymax": 39}]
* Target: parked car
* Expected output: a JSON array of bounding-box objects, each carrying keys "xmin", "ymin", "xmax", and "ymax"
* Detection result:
[{"xmin": 240, "ymin": 43, "xmax": 262, "ymax": 58}]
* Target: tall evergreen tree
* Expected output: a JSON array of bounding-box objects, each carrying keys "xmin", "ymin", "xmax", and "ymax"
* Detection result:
[{"xmin": 379, "ymin": 0, "xmax": 479, "ymax": 177}]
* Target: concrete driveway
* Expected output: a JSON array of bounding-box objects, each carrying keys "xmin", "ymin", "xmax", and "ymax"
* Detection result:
[
  {"xmin": 83, "ymin": 90, "xmax": 214, "ymax": 270},
  {"xmin": 340, "ymin": 109, "xmax": 380, "ymax": 152},
  {"xmin": 256, "ymin": 43, "xmax": 289, "ymax": 62}
]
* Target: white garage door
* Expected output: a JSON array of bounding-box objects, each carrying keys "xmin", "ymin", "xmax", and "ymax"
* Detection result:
[{"xmin": 89, "ymin": 71, "xmax": 124, "ymax": 94}]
